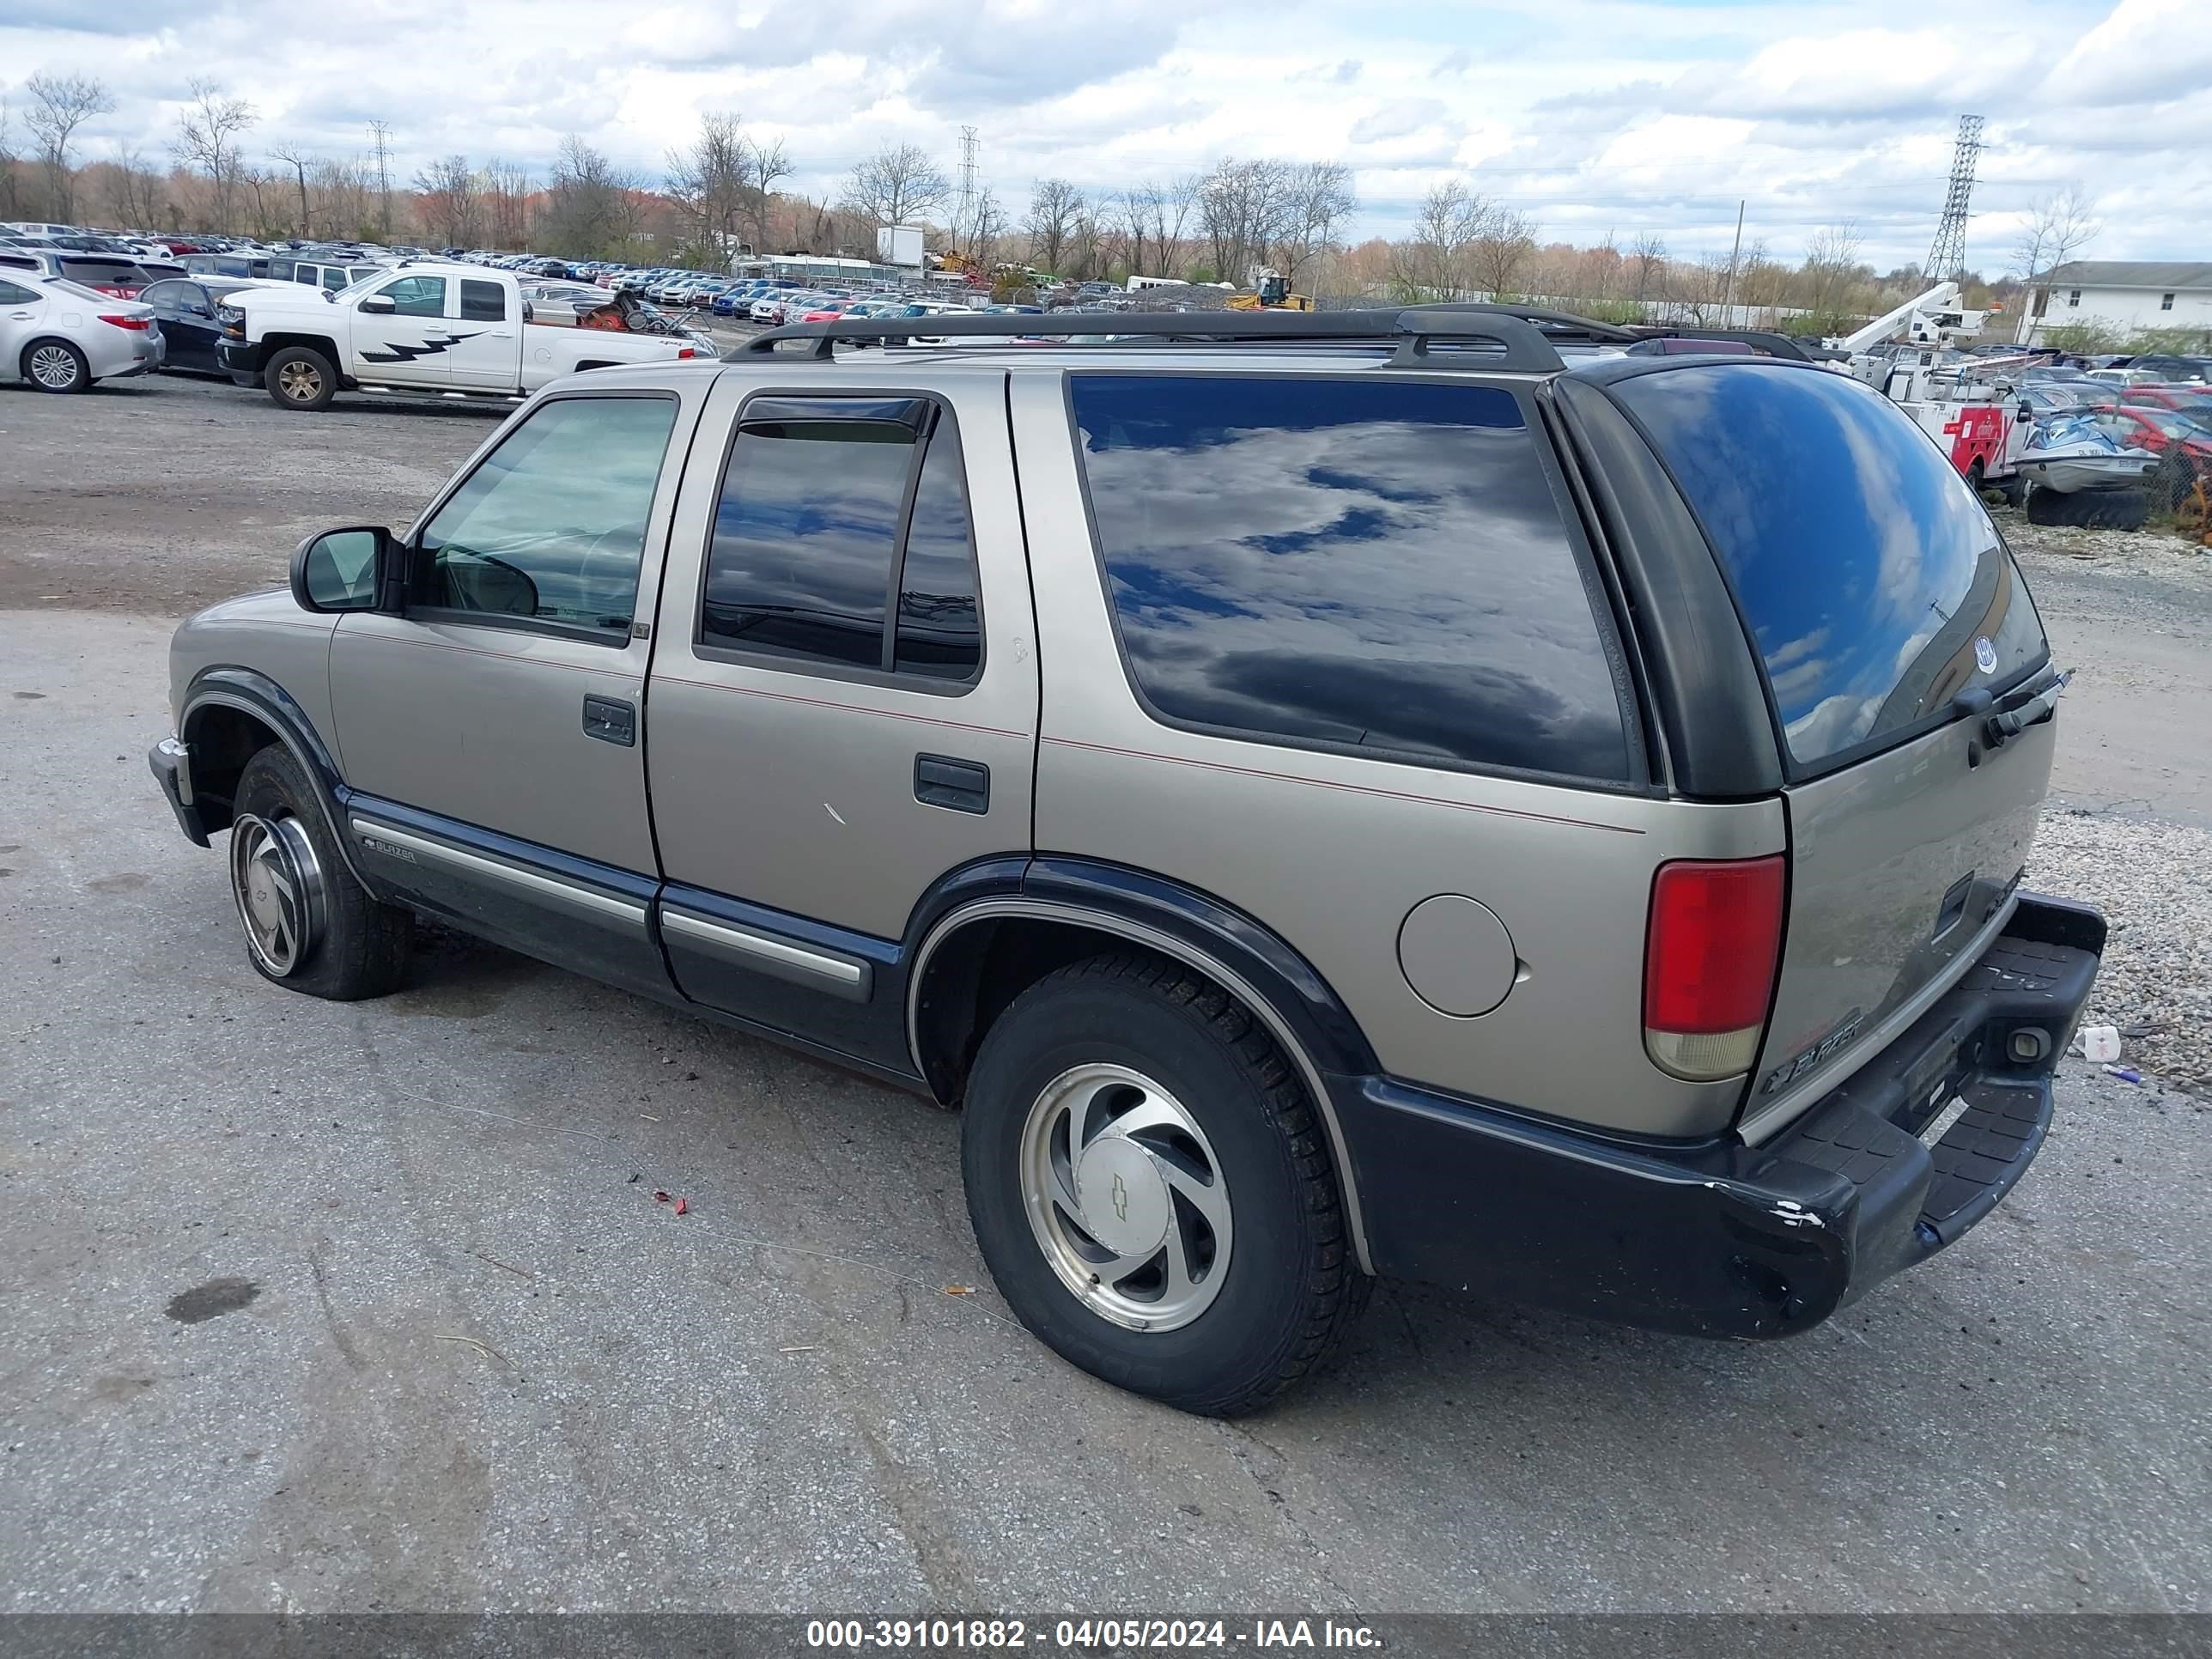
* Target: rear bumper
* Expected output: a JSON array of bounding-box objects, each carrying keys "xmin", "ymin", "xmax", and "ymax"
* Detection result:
[{"xmin": 1332, "ymin": 892, "xmax": 2105, "ymax": 1338}]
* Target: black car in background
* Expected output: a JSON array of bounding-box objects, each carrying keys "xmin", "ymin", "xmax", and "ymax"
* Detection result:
[{"xmin": 139, "ymin": 276, "xmax": 266, "ymax": 374}]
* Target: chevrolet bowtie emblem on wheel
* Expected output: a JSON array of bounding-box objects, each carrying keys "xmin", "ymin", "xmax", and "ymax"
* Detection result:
[{"xmin": 1110, "ymin": 1173, "xmax": 1130, "ymax": 1223}]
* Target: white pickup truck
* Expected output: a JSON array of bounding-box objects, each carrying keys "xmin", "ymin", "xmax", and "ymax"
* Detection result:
[{"xmin": 216, "ymin": 262, "xmax": 708, "ymax": 411}]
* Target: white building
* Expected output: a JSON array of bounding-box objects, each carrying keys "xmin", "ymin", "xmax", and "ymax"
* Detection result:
[{"xmin": 2015, "ymin": 260, "xmax": 2212, "ymax": 346}]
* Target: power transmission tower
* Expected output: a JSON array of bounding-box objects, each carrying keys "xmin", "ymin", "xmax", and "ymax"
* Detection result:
[
  {"xmin": 1926, "ymin": 113, "xmax": 1982, "ymax": 279},
  {"xmin": 956, "ymin": 125, "xmax": 978, "ymax": 249},
  {"xmin": 368, "ymin": 120, "xmax": 393, "ymax": 240}
]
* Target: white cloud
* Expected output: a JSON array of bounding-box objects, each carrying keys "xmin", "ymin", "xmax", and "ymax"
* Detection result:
[{"xmin": 4, "ymin": 0, "xmax": 2209, "ymax": 265}]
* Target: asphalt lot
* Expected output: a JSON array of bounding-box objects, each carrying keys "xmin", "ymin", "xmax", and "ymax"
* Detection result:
[{"xmin": 3, "ymin": 371, "xmax": 2209, "ymax": 1617}]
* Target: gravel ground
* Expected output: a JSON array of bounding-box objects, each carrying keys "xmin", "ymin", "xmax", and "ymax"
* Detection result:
[{"xmin": 2029, "ymin": 809, "xmax": 2212, "ymax": 1092}]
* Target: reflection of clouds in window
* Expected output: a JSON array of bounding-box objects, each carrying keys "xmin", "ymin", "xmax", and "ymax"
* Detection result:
[
  {"xmin": 1073, "ymin": 376, "xmax": 1628, "ymax": 781},
  {"xmin": 1616, "ymin": 365, "xmax": 2043, "ymax": 766}
]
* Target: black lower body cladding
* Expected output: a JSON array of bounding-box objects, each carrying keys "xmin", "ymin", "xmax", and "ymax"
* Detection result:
[{"xmin": 1330, "ymin": 893, "xmax": 2105, "ymax": 1338}]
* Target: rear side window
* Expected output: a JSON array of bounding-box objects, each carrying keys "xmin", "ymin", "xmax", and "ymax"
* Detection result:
[
  {"xmin": 1612, "ymin": 363, "xmax": 2049, "ymax": 769},
  {"xmin": 460, "ymin": 279, "xmax": 507, "ymax": 321},
  {"xmin": 1068, "ymin": 374, "xmax": 1631, "ymax": 781},
  {"xmin": 699, "ymin": 398, "xmax": 981, "ymax": 683}
]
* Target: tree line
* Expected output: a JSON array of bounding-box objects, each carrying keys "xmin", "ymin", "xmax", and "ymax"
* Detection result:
[{"xmin": 3, "ymin": 74, "xmax": 2120, "ymax": 337}]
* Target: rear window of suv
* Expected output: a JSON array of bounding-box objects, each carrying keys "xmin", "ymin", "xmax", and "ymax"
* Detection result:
[
  {"xmin": 1611, "ymin": 362, "xmax": 2049, "ymax": 770},
  {"xmin": 1068, "ymin": 374, "xmax": 1632, "ymax": 781}
]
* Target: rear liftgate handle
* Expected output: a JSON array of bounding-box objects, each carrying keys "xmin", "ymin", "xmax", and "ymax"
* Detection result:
[{"xmin": 581, "ymin": 695, "xmax": 635, "ymax": 747}]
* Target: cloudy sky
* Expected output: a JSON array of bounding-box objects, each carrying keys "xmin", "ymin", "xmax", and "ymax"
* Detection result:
[{"xmin": 6, "ymin": 0, "xmax": 2208, "ymax": 268}]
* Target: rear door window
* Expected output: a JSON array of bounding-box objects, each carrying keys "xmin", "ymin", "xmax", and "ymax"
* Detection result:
[
  {"xmin": 1611, "ymin": 362, "xmax": 2049, "ymax": 770},
  {"xmin": 1067, "ymin": 374, "xmax": 1632, "ymax": 781},
  {"xmin": 698, "ymin": 396, "xmax": 981, "ymax": 684}
]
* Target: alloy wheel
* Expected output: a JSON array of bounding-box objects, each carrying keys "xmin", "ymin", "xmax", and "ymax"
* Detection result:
[
  {"xmin": 228, "ymin": 813, "xmax": 326, "ymax": 977},
  {"xmin": 29, "ymin": 345, "xmax": 80, "ymax": 390},
  {"xmin": 276, "ymin": 360, "xmax": 324, "ymax": 403},
  {"xmin": 1018, "ymin": 1062, "xmax": 1233, "ymax": 1332}
]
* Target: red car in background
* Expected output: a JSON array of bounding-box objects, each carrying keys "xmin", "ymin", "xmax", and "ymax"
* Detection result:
[
  {"xmin": 2094, "ymin": 404, "xmax": 2212, "ymax": 503},
  {"xmin": 2120, "ymin": 384, "xmax": 2212, "ymax": 416}
]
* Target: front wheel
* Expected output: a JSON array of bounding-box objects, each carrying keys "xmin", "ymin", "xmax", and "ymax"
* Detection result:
[
  {"xmin": 264, "ymin": 345, "xmax": 338, "ymax": 411},
  {"xmin": 962, "ymin": 954, "xmax": 1366, "ymax": 1415},
  {"xmin": 229, "ymin": 745, "xmax": 412, "ymax": 999}
]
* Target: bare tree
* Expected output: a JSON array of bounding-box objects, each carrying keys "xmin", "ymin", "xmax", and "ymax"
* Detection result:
[
  {"xmin": 103, "ymin": 147, "xmax": 167, "ymax": 232},
  {"xmin": 1629, "ymin": 231, "xmax": 1668, "ymax": 302},
  {"xmin": 1272, "ymin": 161, "xmax": 1356, "ymax": 287},
  {"xmin": 170, "ymin": 80, "xmax": 257, "ymax": 233},
  {"xmin": 270, "ymin": 144, "xmax": 314, "ymax": 236},
  {"xmin": 23, "ymin": 72, "xmax": 114, "ymax": 222},
  {"xmin": 742, "ymin": 135, "xmax": 792, "ymax": 256},
  {"xmin": 840, "ymin": 142, "xmax": 950, "ymax": 228},
  {"xmin": 665, "ymin": 112, "xmax": 749, "ymax": 260},
  {"xmin": 412, "ymin": 154, "xmax": 479, "ymax": 248},
  {"xmin": 541, "ymin": 135, "xmax": 625, "ymax": 258},
  {"xmin": 1025, "ymin": 178, "xmax": 1085, "ymax": 276},
  {"xmin": 1802, "ymin": 220, "xmax": 1867, "ymax": 331},
  {"xmin": 484, "ymin": 159, "xmax": 533, "ymax": 251},
  {"xmin": 0, "ymin": 96, "xmax": 17, "ymax": 218},
  {"xmin": 2012, "ymin": 185, "xmax": 2099, "ymax": 282},
  {"xmin": 1467, "ymin": 207, "xmax": 1536, "ymax": 299},
  {"xmin": 958, "ymin": 184, "xmax": 1008, "ymax": 265}
]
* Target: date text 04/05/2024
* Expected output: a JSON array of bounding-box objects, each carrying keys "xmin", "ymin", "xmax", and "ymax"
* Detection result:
[{"xmin": 804, "ymin": 1618, "xmax": 1382, "ymax": 1649}]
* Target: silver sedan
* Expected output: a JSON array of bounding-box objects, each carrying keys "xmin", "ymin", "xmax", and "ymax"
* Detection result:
[{"xmin": 0, "ymin": 272, "xmax": 162, "ymax": 392}]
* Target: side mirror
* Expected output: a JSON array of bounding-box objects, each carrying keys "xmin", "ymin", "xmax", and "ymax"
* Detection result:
[
  {"xmin": 291, "ymin": 526, "xmax": 394, "ymax": 614},
  {"xmin": 188, "ymin": 303, "xmax": 213, "ymax": 319},
  {"xmin": 359, "ymin": 293, "xmax": 397, "ymax": 314},
  {"xmin": 2015, "ymin": 401, "xmax": 2033, "ymax": 424}
]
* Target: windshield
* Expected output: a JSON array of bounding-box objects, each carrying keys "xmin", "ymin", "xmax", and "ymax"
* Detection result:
[{"xmin": 1614, "ymin": 362, "xmax": 2049, "ymax": 771}]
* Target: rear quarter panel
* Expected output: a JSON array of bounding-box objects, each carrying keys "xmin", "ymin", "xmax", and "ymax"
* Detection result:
[{"xmin": 1010, "ymin": 370, "xmax": 1782, "ymax": 1139}]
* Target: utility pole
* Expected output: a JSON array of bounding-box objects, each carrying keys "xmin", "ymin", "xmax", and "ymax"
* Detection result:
[
  {"xmin": 1926, "ymin": 113, "xmax": 1983, "ymax": 280},
  {"xmin": 368, "ymin": 120, "xmax": 393, "ymax": 240},
  {"xmin": 1721, "ymin": 198, "xmax": 1745, "ymax": 321}
]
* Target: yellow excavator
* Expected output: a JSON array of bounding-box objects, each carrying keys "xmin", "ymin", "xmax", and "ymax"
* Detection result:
[{"xmin": 1226, "ymin": 269, "xmax": 1314, "ymax": 313}]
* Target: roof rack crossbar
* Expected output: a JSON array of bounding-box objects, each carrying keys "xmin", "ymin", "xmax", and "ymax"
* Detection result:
[{"xmin": 738, "ymin": 307, "xmax": 1567, "ymax": 373}]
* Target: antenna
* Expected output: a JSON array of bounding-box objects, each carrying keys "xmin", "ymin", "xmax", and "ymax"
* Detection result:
[{"xmin": 1926, "ymin": 113, "xmax": 1982, "ymax": 279}]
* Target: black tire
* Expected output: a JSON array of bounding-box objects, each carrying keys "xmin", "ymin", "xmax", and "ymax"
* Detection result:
[
  {"xmin": 21, "ymin": 338, "xmax": 90, "ymax": 393},
  {"xmin": 2027, "ymin": 485, "xmax": 2148, "ymax": 530},
  {"xmin": 230, "ymin": 744, "xmax": 411, "ymax": 999},
  {"xmin": 962, "ymin": 953, "xmax": 1367, "ymax": 1415},
  {"xmin": 264, "ymin": 344, "xmax": 338, "ymax": 411}
]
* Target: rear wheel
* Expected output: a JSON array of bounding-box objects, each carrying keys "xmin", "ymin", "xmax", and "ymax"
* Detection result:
[
  {"xmin": 22, "ymin": 339, "xmax": 89, "ymax": 393},
  {"xmin": 229, "ymin": 745, "xmax": 411, "ymax": 999},
  {"xmin": 962, "ymin": 953, "xmax": 1366, "ymax": 1415},
  {"xmin": 265, "ymin": 345, "xmax": 338, "ymax": 411}
]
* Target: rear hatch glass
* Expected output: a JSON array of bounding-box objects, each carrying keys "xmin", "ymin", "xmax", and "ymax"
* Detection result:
[
  {"xmin": 1611, "ymin": 362, "xmax": 2057, "ymax": 1117},
  {"xmin": 1613, "ymin": 362, "xmax": 2047, "ymax": 769}
]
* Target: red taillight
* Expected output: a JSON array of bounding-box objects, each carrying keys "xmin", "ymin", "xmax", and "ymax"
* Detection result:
[
  {"xmin": 677, "ymin": 347, "xmax": 696, "ymax": 358},
  {"xmin": 1643, "ymin": 855, "xmax": 1785, "ymax": 1080},
  {"xmin": 99, "ymin": 313, "xmax": 152, "ymax": 331}
]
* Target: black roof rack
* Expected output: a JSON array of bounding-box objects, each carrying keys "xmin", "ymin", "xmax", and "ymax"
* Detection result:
[
  {"xmin": 1626, "ymin": 325, "xmax": 1820, "ymax": 362},
  {"xmin": 740, "ymin": 306, "xmax": 1568, "ymax": 374}
]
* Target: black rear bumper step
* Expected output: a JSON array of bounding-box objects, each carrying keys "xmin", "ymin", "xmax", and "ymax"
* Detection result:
[{"xmin": 1330, "ymin": 891, "xmax": 2101, "ymax": 1338}]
